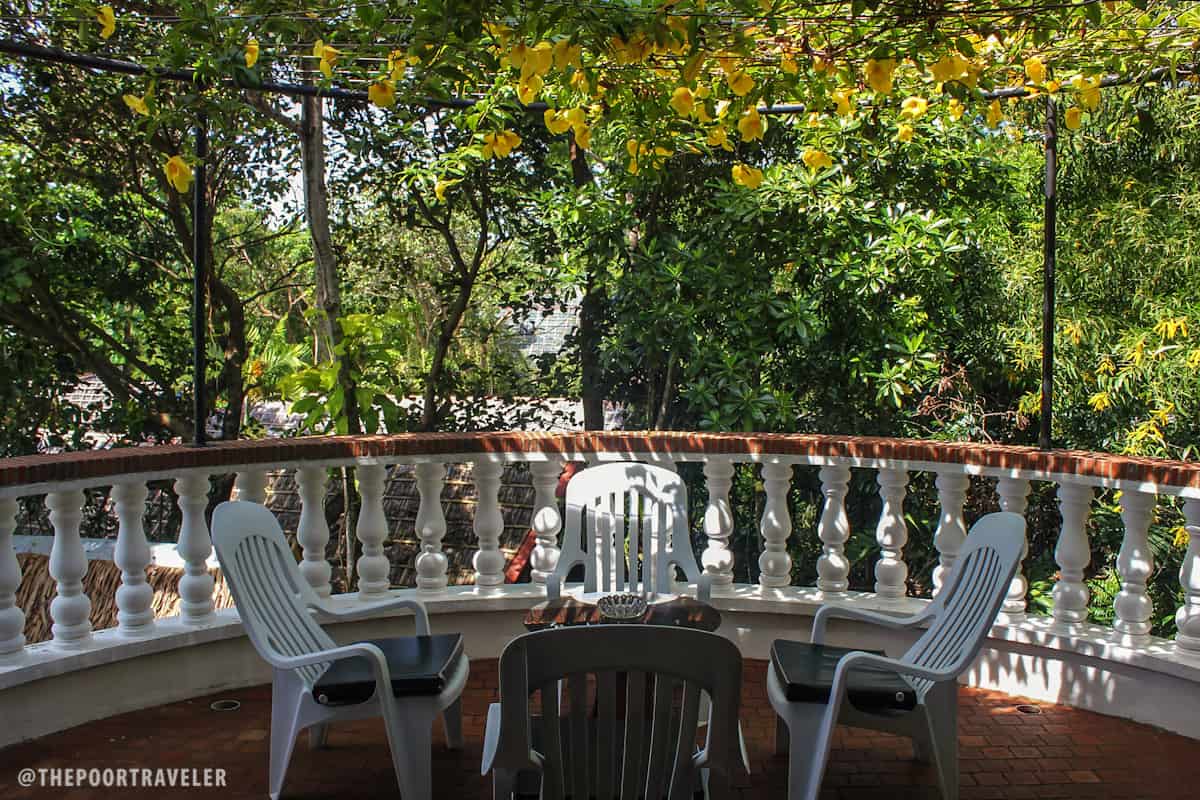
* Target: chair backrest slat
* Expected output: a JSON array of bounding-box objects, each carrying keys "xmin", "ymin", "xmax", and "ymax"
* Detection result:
[
  {"xmin": 491, "ymin": 626, "xmax": 742, "ymax": 800},
  {"xmin": 552, "ymin": 464, "xmax": 700, "ymax": 599},
  {"xmin": 212, "ymin": 502, "xmax": 336, "ymax": 688},
  {"xmin": 901, "ymin": 512, "xmax": 1025, "ymax": 692}
]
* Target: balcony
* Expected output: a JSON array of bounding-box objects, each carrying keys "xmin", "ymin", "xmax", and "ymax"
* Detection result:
[{"xmin": 1, "ymin": 431, "xmax": 1199, "ymax": 797}]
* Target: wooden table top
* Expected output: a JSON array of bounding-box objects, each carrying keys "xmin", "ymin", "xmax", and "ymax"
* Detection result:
[{"xmin": 523, "ymin": 594, "xmax": 722, "ymax": 632}]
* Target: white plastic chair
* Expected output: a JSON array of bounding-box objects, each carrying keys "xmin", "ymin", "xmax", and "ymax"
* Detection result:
[
  {"xmin": 768, "ymin": 511, "xmax": 1026, "ymax": 800},
  {"xmin": 211, "ymin": 501, "xmax": 469, "ymax": 800},
  {"xmin": 547, "ymin": 462, "xmax": 711, "ymax": 602},
  {"xmin": 481, "ymin": 625, "xmax": 745, "ymax": 799}
]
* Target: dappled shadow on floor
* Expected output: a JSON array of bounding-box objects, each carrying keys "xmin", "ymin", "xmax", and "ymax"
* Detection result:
[{"xmin": 1, "ymin": 658, "xmax": 1198, "ymax": 799}]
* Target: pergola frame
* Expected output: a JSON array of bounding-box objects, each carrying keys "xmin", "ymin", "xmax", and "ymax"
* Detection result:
[{"xmin": 0, "ymin": 36, "xmax": 1192, "ymax": 450}]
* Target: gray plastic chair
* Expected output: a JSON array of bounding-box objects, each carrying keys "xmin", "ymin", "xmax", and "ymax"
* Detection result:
[
  {"xmin": 768, "ymin": 511, "xmax": 1026, "ymax": 800},
  {"xmin": 212, "ymin": 501, "xmax": 468, "ymax": 800},
  {"xmin": 482, "ymin": 625, "xmax": 745, "ymax": 799}
]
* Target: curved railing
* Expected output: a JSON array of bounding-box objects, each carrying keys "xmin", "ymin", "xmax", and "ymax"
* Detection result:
[{"xmin": 1, "ymin": 431, "xmax": 1199, "ymax": 742}]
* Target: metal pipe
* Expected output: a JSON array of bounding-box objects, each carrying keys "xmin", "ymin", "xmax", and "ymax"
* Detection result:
[
  {"xmin": 191, "ymin": 113, "xmax": 208, "ymax": 447},
  {"xmin": 1039, "ymin": 94, "xmax": 1058, "ymax": 451}
]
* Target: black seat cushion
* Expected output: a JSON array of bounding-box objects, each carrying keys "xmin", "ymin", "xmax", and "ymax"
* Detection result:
[
  {"xmin": 770, "ymin": 639, "xmax": 917, "ymax": 712},
  {"xmin": 313, "ymin": 633, "xmax": 464, "ymax": 706}
]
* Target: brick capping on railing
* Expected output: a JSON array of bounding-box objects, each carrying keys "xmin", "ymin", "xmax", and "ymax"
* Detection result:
[{"xmin": 1, "ymin": 432, "xmax": 1199, "ymax": 492}]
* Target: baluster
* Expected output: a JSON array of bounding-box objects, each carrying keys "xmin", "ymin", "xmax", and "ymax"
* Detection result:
[
  {"xmin": 997, "ymin": 476, "xmax": 1032, "ymax": 621},
  {"xmin": 175, "ymin": 473, "xmax": 215, "ymax": 623},
  {"xmin": 1114, "ymin": 488, "xmax": 1155, "ymax": 644},
  {"xmin": 758, "ymin": 461, "xmax": 793, "ymax": 589},
  {"xmin": 874, "ymin": 468, "xmax": 909, "ymax": 600},
  {"xmin": 1175, "ymin": 498, "xmax": 1200, "ymax": 658},
  {"xmin": 47, "ymin": 490, "xmax": 91, "ymax": 647},
  {"xmin": 0, "ymin": 497, "xmax": 25, "ymax": 654},
  {"xmin": 113, "ymin": 481, "xmax": 154, "ymax": 636},
  {"xmin": 472, "ymin": 460, "xmax": 506, "ymax": 589},
  {"xmin": 701, "ymin": 459, "xmax": 736, "ymax": 593},
  {"xmin": 529, "ymin": 460, "xmax": 563, "ymax": 586},
  {"xmin": 816, "ymin": 464, "xmax": 851, "ymax": 595},
  {"xmin": 1052, "ymin": 481, "xmax": 1093, "ymax": 631},
  {"xmin": 234, "ymin": 470, "xmax": 268, "ymax": 504},
  {"xmin": 355, "ymin": 463, "xmax": 390, "ymax": 597},
  {"xmin": 415, "ymin": 462, "xmax": 449, "ymax": 592},
  {"xmin": 932, "ymin": 471, "xmax": 969, "ymax": 596},
  {"xmin": 295, "ymin": 466, "xmax": 332, "ymax": 597}
]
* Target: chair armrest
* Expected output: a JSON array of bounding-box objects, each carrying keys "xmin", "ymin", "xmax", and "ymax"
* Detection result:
[
  {"xmin": 811, "ymin": 603, "xmax": 934, "ymax": 644},
  {"xmin": 309, "ymin": 597, "xmax": 431, "ymax": 636},
  {"xmin": 274, "ymin": 642, "xmax": 393, "ymax": 689}
]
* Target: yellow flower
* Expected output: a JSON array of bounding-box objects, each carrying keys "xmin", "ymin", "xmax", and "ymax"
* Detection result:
[
  {"xmin": 245, "ymin": 38, "xmax": 260, "ymax": 68},
  {"xmin": 670, "ymin": 86, "xmax": 694, "ymax": 118},
  {"xmin": 1045, "ymin": 79, "xmax": 1061, "ymax": 94},
  {"xmin": 164, "ymin": 155, "xmax": 193, "ymax": 194},
  {"xmin": 543, "ymin": 108, "xmax": 572, "ymax": 135},
  {"xmin": 97, "ymin": 5, "xmax": 115, "ymax": 39},
  {"xmin": 573, "ymin": 124, "xmax": 592, "ymax": 150},
  {"xmin": 570, "ymin": 69, "xmax": 590, "ymax": 94},
  {"xmin": 731, "ymin": 164, "xmax": 764, "ymax": 189},
  {"xmin": 807, "ymin": 112, "xmax": 821, "ymax": 127},
  {"xmin": 1188, "ymin": 349, "xmax": 1200, "ymax": 369},
  {"xmin": 802, "ymin": 149, "xmax": 833, "ymax": 172},
  {"xmin": 1154, "ymin": 316, "xmax": 1190, "ymax": 340},
  {"xmin": 737, "ymin": 107, "xmax": 766, "ymax": 142},
  {"xmin": 1024, "ymin": 56, "xmax": 1046, "ymax": 85},
  {"xmin": 368, "ymin": 81, "xmax": 396, "ymax": 108},
  {"xmin": 948, "ymin": 98, "xmax": 965, "ymax": 120},
  {"xmin": 552, "ymin": 40, "xmax": 582, "ymax": 70},
  {"xmin": 434, "ymin": 178, "xmax": 460, "ymax": 203},
  {"xmin": 312, "ymin": 40, "xmax": 339, "ymax": 78},
  {"xmin": 1151, "ymin": 401, "xmax": 1175, "ymax": 425},
  {"xmin": 484, "ymin": 21, "xmax": 513, "ymax": 47},
  {"xmin": 900, "ymin": 96, "xmax": 928, "ymax": 119},
  {"xmin": 812, "ymin": 57, "xmax": 833, "ymax": 74},
  {"xmin": 1088, "ymin": 391, "xmax": 1112, "ymax": 412},
  {"xmin": 696, "ymin": 104, "xmax": 713, "ymax": 123},
  {"xmin": 929, "ymin": 54, "xmax": 965, "ymax": 83},
  {"xmin": 1173, "ymin": 525, "xmax": 1191, "ymax": 549},
  {"xmin": 1097, "ymin": 356, "xmax": 1116, "ymax": 375},
  {"xmin": 987, "ymin": 99, "xmax": 1003, "ymax": 128},
  {"xmin": 1065, "ymin": 106, "xmax": 1082, "ymax": 130},
  {"xmin": 521, "ymin": 41, "xmax": 553, "ymax": 79},
  {"xmin": 781, "ymin": 56, "xmax": 798, "ymax": 75},
  {"xmin": 517, "ymin": 74, "xmax": 543, "ymax": 104},
  {"xmin": 122, "ymin": 93, "xmax": 149, "ymax": 116},
  {"xmin": 626, "ymin": 138, "xmax": 642, "ymax": 158},
  {"xmin": 706, "ymin": 126, "xmax": 734, "ymax": 152},
  {"xmin": 833, "ymin": 89, "xmax": 854, "ymax": 117},
  {"xmin": 1073, "ymin": 75, "xmax": 1102, "ymax": 111},
  {"xmin": 895, "ymin": 123, "xmax": 914, "ymax": 143},
  {"xmin": 727, "ymin": 71, "xmax": 755, "ymax": 97},
  {"xmin": 482, "ymin": 130, "xmax": 521, "ymax": 159},
  {"xmin": 864, "ymin": 59, "xmax": 896, "ymax": 94}
]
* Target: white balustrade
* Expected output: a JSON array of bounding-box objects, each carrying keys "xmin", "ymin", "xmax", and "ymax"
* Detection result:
[
  {"xmin": 874, "ymin": 468, "xmax": 909, "ymax": 600},
  {"xmin": 295, "ymin": 466, "xmax": 332, "ymax": 597},
  {"xmin": 1052, "ymin": 481, "xmax": 1094, "ymax": 630},
  {"xmin": 175, "ymin": 473, "xmax": 216, "ymax": 623},
  {"xmin": 1176, "ymin": 498, "xmax": 1200, "ymax": 658},
  {"xmin": 1114, "ymin": 488, "xmax": 1155, "ymax": 644},
  {"xmin": 112, "ymin": 481, "xmax": 154, "ymax": 636},
  {"xmin": 47, "ymin": 490, "xmax": 92, "ymax": 647},
  {"xmin": 701, "ymin": 459, "xmax": 736, "ymax": 592},
  {"xmin": 0, "ymin": 497, "xmax": 25, "ymax": 654},
  {"xmin": 931, "ymin": 471, "xmax": 969, "ymax": 596},
  {"xmin": 414, "ymin": 462, "xmax": 449, "ymax": 592},
  {"xmin": 997, "ymin": 476, "xmax": 1031, "ymax": 621},
  {"xmin": 472, "ymin": 460, "xmax": 506, "ymax": 589},
  {"xmin": 528, "ymin": 460, "xmax": 563, "ymax": 586},
  {"xmin": 816, "ymin": 464, "xmax": 851, "ymax": 595},
  {"xmin": 355, "ymin": 463, "xmax": 390, "ymax": 597},
  {"xmin": 233, "ymin": 470, "xmax": 269, "ymax": 504},
  {"xmin": 758, "ymin": 461, "xmax": 793, "ymax": 589}
]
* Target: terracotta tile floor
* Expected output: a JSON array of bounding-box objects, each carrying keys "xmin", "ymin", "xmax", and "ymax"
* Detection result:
[{"xmin": 2, "ymin": 658, "xmax": 1198, "ymax": 799}]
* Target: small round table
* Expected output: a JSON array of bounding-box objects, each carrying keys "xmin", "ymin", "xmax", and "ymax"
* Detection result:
[{"xmin": 523, "ymin": 594, "xmax": 722, "ymax": 632}]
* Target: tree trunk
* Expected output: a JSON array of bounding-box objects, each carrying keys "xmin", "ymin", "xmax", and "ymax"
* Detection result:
[
  {"xmin": 571, "ymin": 140, "xmax": 606, "ymax": 430},
  {"xmin": 300, "ymin": 94, "xmax": 362, "ymax": 436}
]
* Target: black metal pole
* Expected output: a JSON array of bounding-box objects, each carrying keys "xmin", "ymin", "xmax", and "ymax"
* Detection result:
[
  {"xmin": 192, "ymin": 112, "xmax": 208, "ymax": 447},
  {"xmin": 1039, "ymin": 94, "xmax": 1057, "ymax": 451}
]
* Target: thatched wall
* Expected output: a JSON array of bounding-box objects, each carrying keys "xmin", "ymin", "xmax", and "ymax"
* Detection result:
[{"xmin": 16, "ymin": 553, "xmax": 233, "ymax": 645}]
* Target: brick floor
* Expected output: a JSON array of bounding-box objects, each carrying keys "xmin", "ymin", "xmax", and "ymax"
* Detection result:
[{"xmin": 1, "ymin": 658, "xmax": 1198, "ymax": 799}]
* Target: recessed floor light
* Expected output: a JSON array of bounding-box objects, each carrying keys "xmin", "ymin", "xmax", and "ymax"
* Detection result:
[
  {"xmin": 1015, "ymin": 704, "xmax": 1042, "ymax": 715},
  {"xmin": 210, "ymin": 699, "xmax": 241, "ymax": 712}
]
